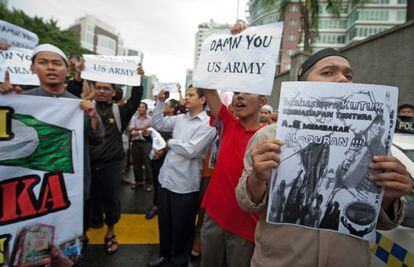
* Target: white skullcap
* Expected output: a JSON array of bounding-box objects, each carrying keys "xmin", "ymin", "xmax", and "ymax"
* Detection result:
[
  {"xmin": 32, "ymin": 44, "xmax": 68, "ymax": 64},
  {"xmin": 261, "ymin": 104, "xmax": 273, "ymax": 113}
]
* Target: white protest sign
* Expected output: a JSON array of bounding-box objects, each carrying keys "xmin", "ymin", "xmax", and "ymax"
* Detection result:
[
  {"xmin": 0, "ymin": 48, "xmax": 40, "ymax": 85},
  {"xmin": 152, "ymin": 82, "xmax": 178, "ymax": 95},
  {"xmin": 81, "ymin": 54, "xmax": 141, "ymax": 86},
  {"xmin": 267, "ymin": 82, "xmax": 398, "ymax": 241},
  {"xmin": 149, "ymin": 127, "xmax": 166, "ymax": 151},
  {"xmin": 152, "ymin": 82, "xmax": 181, "ymax": 100},
  {"xmin": 193, "ymin": 23, "xmax": 283, "ymax": 95},
  {"xmin": 0, "ymin": 20, "xmax": 39, "ymax": 49},
  {"xmin": 0, "ymin": 94, "xmax": 84, "ymax": 266}
]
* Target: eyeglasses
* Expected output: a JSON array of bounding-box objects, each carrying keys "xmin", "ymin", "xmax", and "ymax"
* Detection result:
[{"xmin": 95, "ymin": 86, "xmax": 113, "ymax": 91}]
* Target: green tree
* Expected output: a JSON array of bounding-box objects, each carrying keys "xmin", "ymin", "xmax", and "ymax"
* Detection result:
[
  {"xmin": 0, "ymin": 0, "xmax": 92, "ymax": 56},
  {"xmin": 264, "ymin": 0, "xmax": 364, "ymax": 52}
]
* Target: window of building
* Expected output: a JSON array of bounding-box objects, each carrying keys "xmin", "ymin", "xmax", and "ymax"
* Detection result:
[
  {"xmin": 318, "ymin": 19, "xmax": 347, "ymax": 29},
  {"xmin": 97, "ymin": 35, "xmax": 116, "ymax": 55},
  {"xmin": 86, "ymin": 24, "xmax": 94, "ymax": 45},
  {"xmin": 398, "ymin": 0, "xmax": 407, "ymax": 3},
  {"xmin": 350, "ymin": 11, "xmax": 359, "ymax": 24},
  {"xmin": 288, "ymin": 34, "xmax": 296, "ymax": 41},
  {"xmin": 287, "ymin": 49, "xmax": 295, "ymax": 56},
  {"xmin": 397, "ymin": 10, "xmax": 406, "ymax": 21},
  {"xmin": 340, "ymin": 4, "xmax": 348, "ymax": 13},
  {"xmin": 289, "ymin": 19, "xmax": 297, "ymax": 26},
  {"xmin": 359, "ymin": 10, "xmax": 389, "ymax": 21},
  {"xmin": 337, "ymin": 35, "xmax": 346, "ymax": 43},
  {"xmin": 285, "ymin": 63, "xmax": 291, "ymax": 70},
  {"xmin": 369, "ymin": 0, "xmax": 390, "ymax": 4}
]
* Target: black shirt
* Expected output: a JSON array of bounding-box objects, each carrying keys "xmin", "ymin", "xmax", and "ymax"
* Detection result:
[{"xmin": 90, "ymin": 86, "xmax": 143, "ymax": 167}]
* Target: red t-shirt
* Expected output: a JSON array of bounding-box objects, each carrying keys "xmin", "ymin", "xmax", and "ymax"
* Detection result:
[{"xmin": 202, "ymin": 105, "xmax": 263, "ymax": 242}]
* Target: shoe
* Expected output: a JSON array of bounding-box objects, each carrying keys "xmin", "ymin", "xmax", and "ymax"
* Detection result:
[
  {"xmin": 145, "ymin": 207, "xmax": 158, "ymax": 220},
  {"xmin": 190, "ymin": 241, "xmax": 200, "ymax": 258},
  {"xmin": 146, "ymin": 185, "xmax": 154, "ymax": 192},
  {"xmin": 121, "ymin": 177, "xmax": 132, "ymax": 184},
  {"xmin": 104, "ymin": 235, "xmax": 119, "ymax": 255},
  {"xmin": 148, "ymin": 257, "xmax": 168, "ymax": 267}
]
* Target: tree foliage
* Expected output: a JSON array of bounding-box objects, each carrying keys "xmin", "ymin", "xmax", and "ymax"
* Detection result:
[{"xmin": 0, "ymin": 0, "xmax": 92, "ymax": 56}]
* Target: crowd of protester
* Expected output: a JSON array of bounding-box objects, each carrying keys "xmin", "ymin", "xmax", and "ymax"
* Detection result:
[{"xmin": 1, "ymin": 22, "xmax": 413, "ymax": 267}]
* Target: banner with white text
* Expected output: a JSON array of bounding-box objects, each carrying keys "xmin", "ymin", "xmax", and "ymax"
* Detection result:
[
  {"xmin": 267, "ymin": 82, "xmax": 398, "ymax": 241},
  {"xmin": 0, "ymin": 48, "xmax": 40, "ymax": 85},
  {"xmin": 0, "ymin": 20, "xmax": 39, "ymax": 50},
  {"xmin": 81, "ymin": 54, "xmax": 141, "ymax": 86},
  {"xmin": 0, "ymin": 95, "xmax": 84, "ymax": 266},
  {"xmin": 193, "ymin": 23, "xmax": 283, "ymax": 95}
]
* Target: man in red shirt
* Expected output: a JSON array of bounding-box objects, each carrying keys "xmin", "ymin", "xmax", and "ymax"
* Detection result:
[{"xmin": 200, "ymin": 86, "xmax": 267, "ymax": 266}]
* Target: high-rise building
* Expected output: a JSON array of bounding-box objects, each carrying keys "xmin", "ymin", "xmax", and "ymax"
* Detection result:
[
  {"xmin": 69, "ymin": 15, "xmax": 125, "ymax": 56},
  {"xmin": 185, "ymin": 69, "xmax": 193, "ymax": 90},
  {"xmin": 124, "ymin": 48, "xmax": 144, "ymax": 64},
  {"xmin": 194, "ymin": 19, "xmax": 231, "ymax": 67},
  {"xmin": 246, "ymin": 0, "xmax": 407, "ymax": 72}
]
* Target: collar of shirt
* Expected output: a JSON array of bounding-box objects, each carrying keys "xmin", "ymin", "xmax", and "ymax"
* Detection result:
[
  {"xmin": 38, "ymin": 87, "xmax": 73, "ymax": 98},
  {"xmin": 185, "ymin": 110, "xmax": 208, "ymax": 121},
  {"xmin": 137, "ymin": 114, "xmax": 149, "ymax": 120}
]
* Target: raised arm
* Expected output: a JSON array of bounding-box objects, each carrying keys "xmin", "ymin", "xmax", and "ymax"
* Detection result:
[
  {"xmin": 119, "ymin": 65, "xmax": 145, "ymax": 130},
  {"xmin": 151, "ymin": 90, "xmax": 177, "ymax": 132},
  {"xmin": 200, "ymin": 89, "xmax": 222, "ymax": 118}
]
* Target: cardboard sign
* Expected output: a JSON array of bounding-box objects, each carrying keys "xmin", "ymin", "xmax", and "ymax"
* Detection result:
[
  {"xmin": 0, "ymin": 20, "xmax": 39, "ymax": 50},
  {"xmin": 0, "ymin": 48, "xmax": 40, "ymax": 85},
  {"xmin": 193, "ymin": 23, "xmax": 283, "ymax": 95},
  {"xmin": 81, "ymin": 54, "xmax": 141, "ymax": 86}
]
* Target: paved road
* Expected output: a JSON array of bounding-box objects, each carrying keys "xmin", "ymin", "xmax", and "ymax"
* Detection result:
[{"xmin": 83, "ymin": 172, "xmax": 201, "ymax": 267}]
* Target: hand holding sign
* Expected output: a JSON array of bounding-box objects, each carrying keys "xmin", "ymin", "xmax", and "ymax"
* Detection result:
[
  {"xmin": 0, "ymin": 42, "xmax": 10, "ymax": 51},
  {"xmin": 0, "ymin": 70, "xmax": 22, "ymax": 94},
  {"xmin": 369, "ymin": 155, "xmax": 412, "ymax": 209},
  {"xmin": 157, "ymin": 90, "xmax": 167, "ymax": 102},
  {"xmin": 229, "ymin": 22, "xmax": 248, "ymax": 35}
]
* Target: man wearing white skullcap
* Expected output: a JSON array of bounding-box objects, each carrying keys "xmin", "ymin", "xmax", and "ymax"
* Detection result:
[
  {"xmin": 32, "ymin": 44, "xmax": 68, "ymax": 65},
  {"xmin": 0, "ymin": 44, "xmax": 105, "ymax": 249},
  {"xmin": 259, "ymin": 104, "xmax": 273, "ymax": 125}
]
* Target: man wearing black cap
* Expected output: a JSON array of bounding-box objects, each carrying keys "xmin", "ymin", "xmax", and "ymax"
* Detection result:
[{"xmin": 235, "ymin": 48, "xmax": 412, "ymax": 266}]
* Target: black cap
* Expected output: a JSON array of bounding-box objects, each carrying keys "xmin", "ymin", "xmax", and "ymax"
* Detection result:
[{"xmin": 297, "ymin": 48, "xmax": 349, "ymax": 80}]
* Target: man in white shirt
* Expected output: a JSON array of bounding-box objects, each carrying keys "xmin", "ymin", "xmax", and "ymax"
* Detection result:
[{"xmin": 149, "ymin": 87, "xmax": 216, "ymax": 267}]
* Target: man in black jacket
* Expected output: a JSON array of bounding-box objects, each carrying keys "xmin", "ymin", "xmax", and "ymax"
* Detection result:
[{"xmin": 88, "ymin": 67, "xmax": 144, "ymax": 255}]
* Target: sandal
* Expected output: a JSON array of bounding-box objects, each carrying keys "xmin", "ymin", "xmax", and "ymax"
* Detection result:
[{"xmin": 104, "ymin": 235, "xmax": 119, "ymax": 255}]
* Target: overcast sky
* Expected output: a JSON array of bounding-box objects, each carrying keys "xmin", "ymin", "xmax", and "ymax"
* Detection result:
[{"xmin": 9, "ymin": 0, "xmax": 248, "ymax": 85}]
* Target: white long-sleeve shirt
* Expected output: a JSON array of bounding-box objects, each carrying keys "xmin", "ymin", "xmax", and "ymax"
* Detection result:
[{"xmin": 152, "ymin": 101, "xmax": 216, "ymax": 193}]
